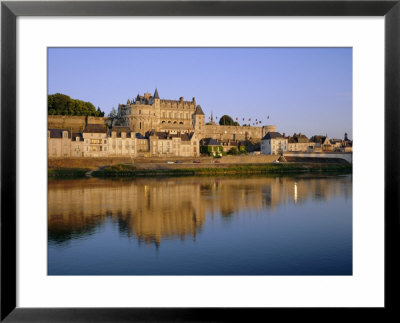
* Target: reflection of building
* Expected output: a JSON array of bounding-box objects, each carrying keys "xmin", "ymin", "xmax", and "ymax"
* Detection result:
[{"xmin": 48, "ymin": 175, "xmax": 352, "ymax": 246}]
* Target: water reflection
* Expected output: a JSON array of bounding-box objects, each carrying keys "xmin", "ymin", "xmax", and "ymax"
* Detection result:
[{"xmin": 48, "ymin": 175, "xmax": 352, "ymax": 247}]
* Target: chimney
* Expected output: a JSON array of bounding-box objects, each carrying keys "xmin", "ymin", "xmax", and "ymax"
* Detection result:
[{"xmin": 180, "ymin": 97, "xmax": 184, "ymax": 103}]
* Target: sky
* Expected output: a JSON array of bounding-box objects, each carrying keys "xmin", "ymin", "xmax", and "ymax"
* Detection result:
[{"xmin": 48, "ymin": 48, "xmax": 352, "ymax": 139}]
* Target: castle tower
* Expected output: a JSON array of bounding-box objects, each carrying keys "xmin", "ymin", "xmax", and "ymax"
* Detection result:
[
  {"xmin": 193, "ymin": 105, "xmax": 205, "ymax": 133},
  {"xmin": 153, "ymin": 88, "xmax": 160, "ymax": 100},
  {"xmin": 152, "ymin": 88, "xmax": 161, "ymax": 131}
]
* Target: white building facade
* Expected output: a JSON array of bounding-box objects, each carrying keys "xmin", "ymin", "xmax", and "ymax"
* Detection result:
[{"xmin": 260, "ymin": 132, "xmax": 288, "ymax": 155}]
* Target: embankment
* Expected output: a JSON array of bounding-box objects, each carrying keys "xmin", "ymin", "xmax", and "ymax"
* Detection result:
[
  {"xmin": 90, "ymin": 163, "xmax": 352, "ymax": 178},
  {"xmin": 48, "ymin": 155, "xmax": 279, "ymax": 170}
]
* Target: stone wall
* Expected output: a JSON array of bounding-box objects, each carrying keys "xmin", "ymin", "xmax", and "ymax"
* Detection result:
[
  {"xmin": 48, "ymin": 115, "xmax": 106, "ymax": 132},
  {"xmin": 283, "ymin": 152, "xmax": 353, "ymax": 163},
  {"xmin": 200, "ymin": 125, "xmax": 276, "ymax": 142},
  {"xmin": 220, "ymin": 155, "xmax": 279, "ymax": 164},
  {"xmin": 202, "ymin": 125, "xmax": 261, "ymax": 141}
]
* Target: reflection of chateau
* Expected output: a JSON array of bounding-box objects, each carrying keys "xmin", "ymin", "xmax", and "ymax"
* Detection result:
[{"xmin": 48, "ymin": 176, "xmax": 352, "ymax": 246}]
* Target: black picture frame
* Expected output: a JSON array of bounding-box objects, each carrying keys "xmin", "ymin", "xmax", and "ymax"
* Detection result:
[{"xmin": 1, "ymin": 1, "xmax": 399, "ymax": 321}]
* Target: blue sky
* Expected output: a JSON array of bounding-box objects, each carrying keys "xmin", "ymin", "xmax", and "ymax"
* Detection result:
[{"xmin": 48, "ymin": 48, "xmax": 352, "ymax": 139}]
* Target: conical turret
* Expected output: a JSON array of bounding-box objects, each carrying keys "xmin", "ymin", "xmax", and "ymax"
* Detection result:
[{"xmin": 153, "ymin": 88, "xmax": 160, "ymax": 99}]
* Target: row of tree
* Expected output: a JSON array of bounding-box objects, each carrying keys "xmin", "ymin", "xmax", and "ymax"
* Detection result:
[{"xmin": 48, "ymin": 93, "xmax": 105, "ymax": 116}]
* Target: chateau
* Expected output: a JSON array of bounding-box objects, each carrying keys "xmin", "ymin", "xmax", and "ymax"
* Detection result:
[
  {"xmin": 48, "ymin": 89, "xmax": 276, "ymax": 158},
  {"xmin": 47, "ymin": 89, "xmax": 351, "ymax": 158},
  {"xmin": 118, "ymin": 89, "xmax": 276, "ymax": 141}
]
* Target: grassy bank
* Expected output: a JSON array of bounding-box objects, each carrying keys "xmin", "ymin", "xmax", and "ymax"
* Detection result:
[
  {"xmin": 90, "ymin": 163, "xmax": 352, "ymax": 178},
  {"xmin": 48, "ymin": 168, "xmax": 89, "ymax": 178}
]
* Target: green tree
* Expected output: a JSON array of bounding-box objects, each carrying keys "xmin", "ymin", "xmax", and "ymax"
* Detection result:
[
  {"xmin": 47, "ymin": 93, "xmax": 105, "ymax": 117},
  {"xmin": 227, "ymin": 147, "xmax": 240, "ymax": 155},
  {"xmin": 219, "ymin": 115, "xmax": 239, "ymax": 126}
]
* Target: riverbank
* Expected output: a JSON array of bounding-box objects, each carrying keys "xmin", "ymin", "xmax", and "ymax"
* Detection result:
[
  {"xmin": 48, "ymin": 162, "xmax": 352, "ymax": 178},
  {"xmin": 48, "ymin": 155, "xmax": 279, "ymax": 169},
  {"xmin": 48, "ymin": 168, "xmax": 90, "ymax": 178}
]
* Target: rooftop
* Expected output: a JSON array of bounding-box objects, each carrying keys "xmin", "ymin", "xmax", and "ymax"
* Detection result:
[
  {"xmin": 83, "ymin": 124, "xmax": 107, "ymax": 133},
  {"xmin": 262, "ymin": 132, "xmax": 285, "ymax": 140},
  {"xmin": 48, "ymin": 129, "xmax": 70, "ymax": 139}
]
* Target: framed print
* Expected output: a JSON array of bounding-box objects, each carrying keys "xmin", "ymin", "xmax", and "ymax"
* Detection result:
[{"xmin": 1, "ymin": 0, "xmax": 399, "ymax": 321}]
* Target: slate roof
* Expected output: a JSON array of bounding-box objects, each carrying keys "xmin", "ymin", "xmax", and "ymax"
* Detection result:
[
  {"xmin": 311, "ymin": 135, "xmax": 331, "ymax": 145},
  {"xmin": 83, "ymin": 124, "xmax": 107, "ymax": 133},
  {"xmin": 194, "ymin": 105, "xmax": 205, "ymax": 115},
  {"xmin": 135, "ymin": 133, "xmax": 148, "ymax": 139},
  {"xmin": 201, "ymin": 138, "xmax": 220, "ymax": 146},
  {"xmin": 288, "ymin": 134, "xmax": 310, "ymax": 143},
  {"xmin": 153, "ymin": 88, "xmax": 160, "ymax": 99},
  {"xmin": 48, "ymin": 129, "xmax": 71, "ymax": 139},
  {"xmin": 71, "ymin": 132, "xmax": 83, "ymax": 141},
  {"xmin": 110, "ymin": 126, "xmax": 132, "ymax": 137},
  {"xmin": 262, "ymin": 132, "xmax": 285, "ymax": 140},
  {"xmin": 180, "ymin": 133, "xmax": 193, "ymax": 142}
]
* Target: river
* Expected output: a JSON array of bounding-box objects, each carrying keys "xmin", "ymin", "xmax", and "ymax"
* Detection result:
[{"xmin": 48, "ymin": 174, "xmax": 352, "ymax": 275}]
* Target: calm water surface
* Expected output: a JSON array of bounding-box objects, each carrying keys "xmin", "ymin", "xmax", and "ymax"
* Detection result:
[{"xmin": 48, "ymin": 175, "xmax": 352, "ymax": 275}]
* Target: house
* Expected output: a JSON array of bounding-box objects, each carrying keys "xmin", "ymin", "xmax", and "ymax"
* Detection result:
[
  {"xmin": 148, "ymin": 131, "xmax": 199, "ymax": 157},
  {"xmin": 260, "ymin": 132, "xmax": 288, "ymax": 155},
  {"xmin": 200, "ymin": 138, "xmax": 223, "ymax": 156},
  {"xmin": 82, "ymin": 124, "xmax": 108, "ymax": 157},
  {"xmin": 310, "ymin": 135, "xmax": 333, "ymax": 152},
  {"xmin": 48, "ymin": 129, "xmax": 71, "ymax": 157},
  {"xmin": 71, "ymin": 132, "xmax": 84, "ymax": 157},
  {"xmin": 108, "ymin": 126, "xmax": 137, "ymax": 157},
  {"xmin": 287, "ymin": 133, "xmax": 315, "ymax": 152}
]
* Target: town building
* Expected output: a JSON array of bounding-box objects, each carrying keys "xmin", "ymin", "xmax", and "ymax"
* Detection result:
[
  {"xmin": 200, "ymin": 138, "xmax": 223, "ymax": 157},
  {"xmin": 310, "ymin": 135, "xmax": 333, "ymax": 152},
  {"xmin": 82, "ymin": 124, "xmax": 108, "ymax": 157},
  {"xmin": 148, "ymin": 131, "xmax": 200, "ymax": 157},
  {"xmin": 260, "ymin": 132, "xmax": 288, "ymax": 155},
  {"xmin": 48, "ymin": 129, "xmax": 72, "ymax": 157},
  {"xmin": 107, "ymin": 126, "xmax": 137, "ymax": 157},
  {"xmin": 48, "ymin": 89, "xmax": 352, "ymax": 159},
  {"xmin": 287, "ymin": 133, "xmax": 315, "ymax": 152},
  {"xmin": 49, "ymin": 125, "xmax": 200, "ymax": 158}
]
